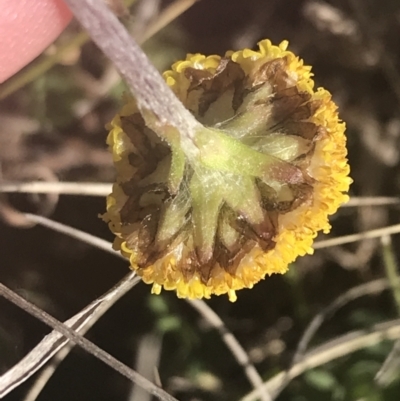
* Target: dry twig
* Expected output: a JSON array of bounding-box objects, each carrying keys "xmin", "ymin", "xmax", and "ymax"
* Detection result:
[
  {"xmin": 1, "ymin": 214, "xmax": 267, "ymax": 400},
  {"xmin": 241, "ymin": 318, "xmax": 400, "ymax": 401},
  {"xmin": 190, "ymin": 300, "xmax": 272, "ymax": 401},
  {"xmin": 0, "ymin": 278, "xmax": 177, "ymax": 401}
]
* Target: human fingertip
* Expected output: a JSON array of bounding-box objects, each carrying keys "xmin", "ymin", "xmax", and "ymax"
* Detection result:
[{"xmin": 0, "ymin": 0, "xmax": 72, "ymax": 83}]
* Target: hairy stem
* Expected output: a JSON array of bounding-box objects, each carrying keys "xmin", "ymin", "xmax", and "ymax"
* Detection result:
[{"xmin": 63, "ymin": 0, "xmax": 201, "ymax": 157}]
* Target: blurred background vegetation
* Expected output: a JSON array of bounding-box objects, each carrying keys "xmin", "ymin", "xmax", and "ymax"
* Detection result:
[{"xmin": 1, "ymin": 0, "xmax": 400, "ymax": 400}]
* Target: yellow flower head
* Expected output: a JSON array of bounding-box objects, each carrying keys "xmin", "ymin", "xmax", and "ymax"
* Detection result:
[{"xmin": 103, "ymin": 40, "xmax": 352, "ymax": 301}]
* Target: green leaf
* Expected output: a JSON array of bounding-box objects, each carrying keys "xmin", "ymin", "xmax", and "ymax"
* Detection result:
[
  {"xmin": 305, "ymin": 369, "xmax": 337, "ymax": 391},
  {"xmin": 157, "ymin": 316, "xmax": 181, "ymax": 333}
]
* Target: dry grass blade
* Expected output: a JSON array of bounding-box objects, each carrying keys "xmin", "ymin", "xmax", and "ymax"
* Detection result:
[
  {"xmin": 0, "ymin": 213, "xmax": 140, "ymax": 399},
  {"xmin": 189, "ymin": 299, "xmax": 272, "ymax": 401},
  {"xmin": 241, "ymin": 318, "xmax": 400, "ymax": 401},
  {"xmin": 278, "ymin": 277, "xmax": 399, "ymax": 399},
  {"xmin": 138, "ymin": 0, "xmax": 198, "ymax": 43},
  {"xmin": 381, "ymin": 236, "xmax": 400, "ymax": 314},
  {"xmin": 24, "ymin": 213, "xmax": 121, "ymax": 258},
  {"xmin": 22, "ymin": 274, "xmax": 142, "ymax": 401},
  {"xmin": 314, "ymin": 224, "xmax": 400, "ymax": 249},
  {"xmin": 128, "ymin": 333, "xmax": 163, "ymax": 401},
  {"xmin": 3, "ymin": 182, "xmax": 400, "ymax": 207},
  {"xmin": 0, "ymin": 282, "xmax": 179, "ymax": 401},
  {"xmin": 292, "ymin": 278, "xmax": 396, "ymax": 364},
  {"xmin": 0, "ymin": 272, "xmax": 140, "ymax": 399},
  {"xmin": 0, "ymin": 182, "xmax": 112, "ymax": 196},
  {"xmin": 344, "ymin": 197, "xmax": 400, "ymax": 207},
  {"xmin": 16, "ymin": 214, "xmax": 269, "ymax": 400},
  {"xmin": 374, "ymin": 236, "xmax": 400, "ymax": 387},
  {"xmin": 375, "ymin": 339, "xmax": 400, "ymax": 387},
  {"xmin": 12, "ymin": 189, "xmax": 400, "ymax": 254}
]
